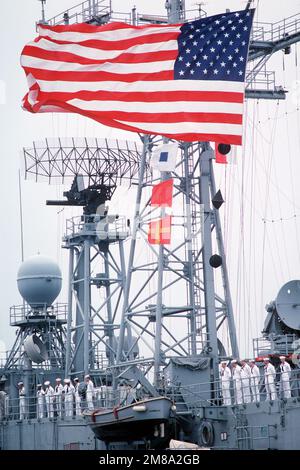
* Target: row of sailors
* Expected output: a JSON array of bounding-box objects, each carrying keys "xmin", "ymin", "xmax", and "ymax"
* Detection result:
[
  {"xmin": 17, "ymin": 375, "xmax": 95, "ymax": 420},
  {"xmin": 219, "ymin": 356, "xmax": 291, "ymax": 405}
]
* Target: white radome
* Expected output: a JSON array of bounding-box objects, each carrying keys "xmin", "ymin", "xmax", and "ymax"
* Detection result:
[{"xmin": 17, "ymin": 255, "xmax": 62, "ymax": 308}]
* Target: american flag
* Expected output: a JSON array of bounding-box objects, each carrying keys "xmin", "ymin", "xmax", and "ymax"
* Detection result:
[{"xmin": 21, "ymin": 9, "xmax": 254, "ymax": 144}]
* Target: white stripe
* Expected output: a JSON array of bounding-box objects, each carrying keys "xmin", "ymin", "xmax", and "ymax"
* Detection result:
[
  {"xmin": 38, "ymin": 79, "xmax": 245, "ymax": 94},
  {"xmin": 27, "ymin": 38, "xmax": 178, "ymax": 61},
  {"xmin": 117, "ymin": 120, "xmax": 242, "ymax": 135},
  {"xmin": 21, "ymin": 55, "xmax": 175, "ymax": 74},
  {"xmin": 67, "ymin": 98, "xmax": 243, "ymax": 115},
  {"xmin": 38, "ymin": 25, "xmax": 181, "ymax": 43}
]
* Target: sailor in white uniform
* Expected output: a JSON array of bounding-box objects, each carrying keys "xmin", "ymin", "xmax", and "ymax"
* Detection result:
[
  {"xmin": 85, "ymin": 374, "xmax": 95, "ymax": 411},
  {"xmin": 263, "ymin": 358, "xmax": 277, "ymax": 401},
  {"xmin": 44, "ymin": 380, "xmax": 55, "ymax": 418},
  {"xmin": 219, "ymin": 361, "xmax": 232, "ymax": 406},
  {"xmin": 231, "ymin": 360, "xmax": 242, "ymax": 405},
  {"xmin": 54, "ymin": 378, "xmax": 63, "ymax": 417},
  {"xmin": 18, "ymin": 381, "xmax": 26, "ymax": 420},
  {"xmin": 240, "ymin": 360, "xmax": 252, "ymax": 403},
  {"xmin": 63, "ymin": 379, "xmax": 74, "ymax": 417},
  {"xmin": 74, "ymin": 378, "xmax": 81, "ymax": 416},
  {"xmin": 279, "ymin": 356, "xmax": 291, "ymax": 399},
  {"xmin": 36, "ymin": 384, "xmax": 45, "ymax": 419},
  {"xmin": 249, "ymin": 359, "xmax": 260, "ymax": 402}
]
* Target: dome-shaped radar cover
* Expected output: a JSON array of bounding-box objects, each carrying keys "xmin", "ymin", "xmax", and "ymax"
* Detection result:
[
  {"xmin": 276, "ymin": 280, "xmax": 300, "ymax": 331},
  {"xmin": 17, "ymin": 255, "xmax": 62, "ymax": 308}
]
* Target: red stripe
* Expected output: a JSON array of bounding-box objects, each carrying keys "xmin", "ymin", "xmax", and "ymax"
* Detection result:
[
  {"xmin": 39, "ymin": 22, "xmax": 181, "ymax": 33},
  {"xmin": 23, "ymin": 67, "xmax": 174, "ymax": 82},
  {"xmin": 85, "ymin": 111, "xmax": 243, "ymax": 125},
  {"xmin": 25, "ymin": 97, "xmax": 242, "ymax": 145},
  {"xmin": 38, "ymin": 90, "xmax": 244, "ymax": 104},
  {"xmin": 37, "ymin": 31, "xmax": 180, "ymax": 50},
  {"xmin": 22, "ymin": 45, "xmax": 178, "ymax": 65}
]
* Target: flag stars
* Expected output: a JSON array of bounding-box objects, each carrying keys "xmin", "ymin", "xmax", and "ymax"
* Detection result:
[{"xmin": 176, "ymin": 10, "xmax": 251, "ymax": 82}]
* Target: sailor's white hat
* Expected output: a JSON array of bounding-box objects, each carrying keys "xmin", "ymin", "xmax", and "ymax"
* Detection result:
[
  {"xmin": 231, "ymin": 359, "xmax": 238, "ymax": 364},
  {"xmin": 44, "ymin": 380, "xmax": 50, "ymax": 386},
  {"xmin": 263, "ymin": 357, "xmax": 270, "ymax": 361},
  {"xmin": 55, "ymin": 377, "xmax": 62, "ymax": 381},
  {"xmin": 74, "ymin": 377, "xmax": 79, "ymax": 381},
  {"xmin": 279, "ymin": 356, "xmax": 286, "ymax": 359},
  {"xmin": 220, "ymin": 360, "xmax": 228, "ymax": 365},
  {"xmin": 17, "ymin": 381, "xmax": 23, "ymax": 386},
  {"xmin": 37, "ymin": 384, "xmax": 42, "ymax": 387},
  {"xmin": 64, "ymin": 378, "xmax": 70, "ymax": 384},
  {"xmin": 249, "ymin": 359, "xmax": 255, "ymax": 363},
  {"xmin": 84, "ymin": 374, "xmax": 90, "ymax": 379}
]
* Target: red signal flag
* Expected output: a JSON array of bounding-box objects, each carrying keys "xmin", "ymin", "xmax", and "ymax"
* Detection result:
[
  {"xmin": 148, "ymin": 216, "xmax": 172, "ymax": 245},
  {"xmin": 150, "ymin": 179, "xmax": 174, "ymax": 207}
]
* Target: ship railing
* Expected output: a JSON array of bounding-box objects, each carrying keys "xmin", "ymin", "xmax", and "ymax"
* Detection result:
[
  {"xmin": 236, "ymin": 424, "xmax": 278, "ymax": 450},
  {"xmin": 64, "ymin": 214, "xmax": 129, "ymax": 241},
  {"xmin": 253, "ymin": 334, "xmax": 299, "ymax": 357},
  {"xmin": 9, "ymin": 303, "xmax": 68, "ymax": 325},
  {"xmin": 46, "ymin": 0, "xmax": 112, "ymax": 26},
  {"xmin": 166, "ymin": 368, "xmax": 300, "ymax": 410},
  {"xmin": 0, "ymin": 385, "xmax": 137, "ymax": 421}
]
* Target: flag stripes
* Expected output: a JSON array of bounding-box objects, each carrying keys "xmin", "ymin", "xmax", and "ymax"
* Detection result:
[{"xmin": 21, "ymin": 11, "xmax": 253, "ymax": 143}]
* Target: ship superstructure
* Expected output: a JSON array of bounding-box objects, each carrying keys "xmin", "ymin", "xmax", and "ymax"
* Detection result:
[{"xmin": 1, "ymin": 0, "xmax": 300, "ymax": 451}]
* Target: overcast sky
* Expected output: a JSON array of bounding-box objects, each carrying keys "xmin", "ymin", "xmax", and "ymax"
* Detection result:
[{"xmin": 1, "ymin": 0, "xmax": 300, "ymax": 358}]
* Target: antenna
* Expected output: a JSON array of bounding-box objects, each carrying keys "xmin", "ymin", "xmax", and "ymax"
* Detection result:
[{"xmin": 38, "ymin": 0, "xmax": 46, "ymax": 23}]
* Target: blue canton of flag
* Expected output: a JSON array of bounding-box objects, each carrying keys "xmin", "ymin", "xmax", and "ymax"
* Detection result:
[{"xmin": 174, "ymin": 9, "xmax": 254, "ymax": 82}]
